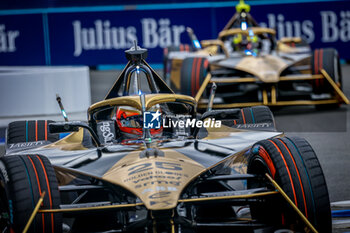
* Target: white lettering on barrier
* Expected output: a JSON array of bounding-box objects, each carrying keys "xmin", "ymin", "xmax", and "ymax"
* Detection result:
[
  {"xmin": 73, "ymin": 20, "xmax": 137, "ymax": 56},
  {"xmin": 321, "ymin": 11, "xmax": 350, "ymax": 43},
  {"xmin": 70, "ymin": 11, "xmax": 350, "ymax": 57},
  {"xmin": 321, "ymin": 11, "xmax": 339, "ymax": 42},
  {"xmin": 141, "ymin": 18, "xmax": 185, "ymax": 48},
  {"xmin": 260, "ymin": 14, "xmax": 314, "ymax": 43},
  {"xmin": 262, "ymin": 11, "xmax": 350, "ymax": 44},
  {"xmin": 0, "ymin": 24, "xmax": 20, "ymax": 53},
  {"xmin": 73, "ymin": 18, "xmax": 185, "ymax": 57}
]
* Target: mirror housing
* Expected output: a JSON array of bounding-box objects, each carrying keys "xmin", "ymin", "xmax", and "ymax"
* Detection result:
[
  {"xmin": 49, "ymin": 121, "xmax": 80, "ymax": 133},
  {"xmin": 49, "ymin": 121, "xmax": 101, "ymax": 147}
]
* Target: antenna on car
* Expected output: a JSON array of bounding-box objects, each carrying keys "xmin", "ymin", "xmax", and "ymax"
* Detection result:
[
  {"xmin": 207, "ymin": 82, "xmax": 217, "ymax": 111},
  {"xmin": 187, "ymin": 27, "xmax": 202, "ymax": 50},
  {"xmin": 56, "ymin": 94, "xmax": 69, "ymax": 122},
  {"xmin": 125, "ymin": 40, "xmax": 148, "ymax": 65}
]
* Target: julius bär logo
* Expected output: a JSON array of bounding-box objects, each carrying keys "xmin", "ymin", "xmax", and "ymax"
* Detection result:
[{"xmin": 144, "ymin": 110, "xmax": 161, "ymax": 129}]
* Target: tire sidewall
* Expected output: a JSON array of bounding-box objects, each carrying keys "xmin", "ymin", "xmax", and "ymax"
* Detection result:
[{"xmin": 0, "ymin": 160, "xmax": 14, "ymax": 229}]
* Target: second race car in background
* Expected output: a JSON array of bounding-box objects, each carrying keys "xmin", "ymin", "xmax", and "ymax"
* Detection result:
[{"xmin": 163, "ymin": 0, "xmax": 349, "ymax": 110}]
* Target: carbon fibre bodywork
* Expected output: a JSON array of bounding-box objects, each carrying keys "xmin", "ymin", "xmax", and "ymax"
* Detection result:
[
  {"xmin": 6, "ymin": 126, "xmax": 281, "ymax": 211},
  {"xmin": 1, "ymin": 43, "xmax": 330, "ymax": 233}
]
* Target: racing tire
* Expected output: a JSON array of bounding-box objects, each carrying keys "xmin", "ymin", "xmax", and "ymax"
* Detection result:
[
  {"xmin": 163, "ymin": 44, "xmax": 192, "ymax": 79},
  {"xmin": 6, "ymin": 120, "xmax": 59, "ymax": 144},
  {"xmin": 235, "ymin": 106, "xmax": 275, "ymax": 126},
  {"xmin": 247, "ymin": 137, "xmax": 331, "ymax": 233},
  {"xmin": 180, "ymin": 57, "xmax": 209, "ymax": 97},
  {"xmin": 311, "ymin": 48, "xmax": 342, "ymax": 110},
  {"xmin": 0, "ymin": 154, "xmax": 62, "ymax": 233},
  {"xmin": 201, "ymin": 106, "xmax": 276, "ymax": 130}
]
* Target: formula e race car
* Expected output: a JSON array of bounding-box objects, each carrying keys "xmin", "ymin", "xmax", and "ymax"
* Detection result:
[
  {"xmin": 1, "ymin": 44, "xmax": 331, "ymax": 233},
  {"xmin": 163, "ymin": 0, "xmax": 349, "ymax": 110}
]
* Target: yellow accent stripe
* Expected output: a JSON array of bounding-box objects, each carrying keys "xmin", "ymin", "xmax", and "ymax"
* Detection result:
[
  {"xmin": 271, "ymin": 86, "xmax": 277, "ymax": 104},
  {"xmin": 198, "ymin": 102, "xmax": 263, "ymax": 109},
  {"xmin": 178, "ymin": 191, "xmax": 278, "ymax": 203},
  {"xmin": 39, "ymin": 202, "xmax": 144, "ymax": 213},
  {"xmin": 267, "ymin": 99, "xmax": 339, "ymax": 106},
  {"xmin": 209, "ymin": 77, "xmax": 257, "ymax": 83},
  {"xmin": 170, "ymin": 219, "xmax": 175, "ymax": 233},
  {"xmin": 279, "ymin": 74, "xmax": 323, "ymax": 81},
  {"xmin": 262, "ymin": 89, "xmax": 268, "ymax": 105},
  {"xmin": 197, "ymin": 99, "xmax": 341, "ymax": 109},
  {"xmin": 23, "ymin": 191, "xmax": 46, "ymax": 233},
  {"xmin": 208, "ymin": 74, "xmax": 323, "ymax": 84},
  {"xmin": 265, "ymin": 173, "xmax": 318, "ymax": 233},
  {"xmin": 38, "ymin": 192, "xmax": 277, "ymax": 213},
  {"xmin": 195, "ymin": 73, "xmax": 212, "ymax": 102},
  {"xmin": 320, "ymin": 69, "xmax": 349, "ymax": 104}
]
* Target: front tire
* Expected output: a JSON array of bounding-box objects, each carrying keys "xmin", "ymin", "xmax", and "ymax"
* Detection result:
[
  {"xmin": 248, "ymin": 137, "xmax": 331, "ymax": 233},
  {"xmin": 0, "ymin": 154, "xmax": 62, "ymax": 233},
  {"xmin": 6, "ymin": 120, "xmax": 59, "ymax": 144}
]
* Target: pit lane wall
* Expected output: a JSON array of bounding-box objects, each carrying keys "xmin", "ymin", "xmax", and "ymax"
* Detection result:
[
  {"xmin": 0, "ymin": 67, "xmax": 90, "ymax": 127},
  {"xmin": 0, "ymin": 0, "xmax": 349, "ymax": 66}
]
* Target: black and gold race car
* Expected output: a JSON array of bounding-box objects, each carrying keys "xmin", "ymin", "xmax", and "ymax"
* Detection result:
[
  {"xmin": 1, "ymin": 44, "xmax": 331, "ymax": 233},
  {"xmin": 164, "ymin": 0, "xmax": 349, "ymax": 110}
]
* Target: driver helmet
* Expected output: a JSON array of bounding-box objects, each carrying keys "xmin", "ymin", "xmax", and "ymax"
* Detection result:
[
  {"xmin": 232, "ymin": 32, "xmax": 259, "ymax": 52},
  {"xmin": 116, "ymin": 105, "xmax": 163, "ymax": 139}
]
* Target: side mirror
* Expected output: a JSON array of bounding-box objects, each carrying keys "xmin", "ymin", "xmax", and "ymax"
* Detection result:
[
  {"xmin": 200, "ymin": 109, "xmax": 241, "ymax": 121},
  {"xmin": 49, "ymin": 121, "xmax": 101, "ymax": 147},
  {"xmin": 49, "ymin": 121, "xmax": 80, "ymax": 133}
]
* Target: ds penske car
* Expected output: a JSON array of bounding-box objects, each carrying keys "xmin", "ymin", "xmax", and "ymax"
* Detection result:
[
  {"xmin": 0, "ymin": 45, "xmax": 331, "ymax": 233},
  {"xmin": 163, "ymin": 0, "xmax": 349, "ymax": 110}
]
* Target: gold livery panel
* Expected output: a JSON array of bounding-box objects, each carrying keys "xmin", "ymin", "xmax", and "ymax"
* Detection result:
[{"xmin": 103, "ymin": 149, "xmax": 206, "ymax": 210}]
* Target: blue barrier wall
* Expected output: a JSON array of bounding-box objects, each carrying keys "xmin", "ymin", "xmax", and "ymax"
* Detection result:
[{"xmin": 0, "ymin": 0, "xmax": 349, "ymax": 66}]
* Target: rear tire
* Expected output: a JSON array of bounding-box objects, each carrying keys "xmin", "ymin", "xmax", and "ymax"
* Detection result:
[
  {"xmin": 248, "ymin": 137, "xmax": 331, "ymax": 233},
  {"xmin": 236, "ymin": 106, "xmax": 275, "ymax": 126},
  {"xmin": 311, "ymin": 48, "xmax": 342, "ymax": 110},
  {"xmin": 0, "ymin": 154, "xmax": 62, "ymax": 233},
  {"xmin": 180, "ymin": 57, "xmax": 209, "ymax": 97},
  {"xmin": 201, "ymin": 106, "xmax": 276, "ymax": 130},
  {"xmin": 163, "ymin": 44, "xmax": 192, "ymax": 79},
  {"xmin": 6, "ymin": 120, "xmax": 59, "ymax": 144}
]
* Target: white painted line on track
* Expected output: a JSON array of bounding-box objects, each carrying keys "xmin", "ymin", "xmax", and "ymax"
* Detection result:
[
  {"xmin": 332, "ymin": 200, "xmax": 350, "ymax": 208},
  {"xmin": 333, "ymin": 219, "xmax": 350, "ymax": 229}
]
